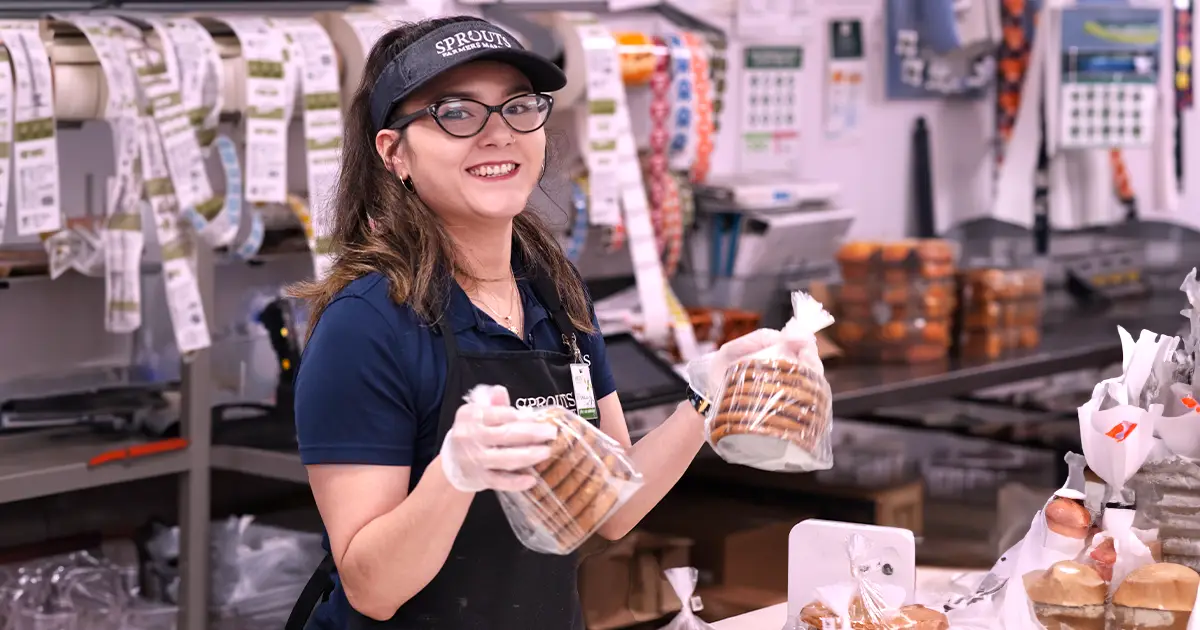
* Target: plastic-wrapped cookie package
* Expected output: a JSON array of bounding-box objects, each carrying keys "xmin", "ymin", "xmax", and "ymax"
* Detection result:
[
  {"xmin": 483, "ymin": 398, "xmax": 643, "ymax": 555},
  {"xmin": 790, "ymin": 535, "xmax": 949, "ymax": 630},
  {"xmin": 704, "ymin": 291, "xmax": 835, "ymax": 472}
]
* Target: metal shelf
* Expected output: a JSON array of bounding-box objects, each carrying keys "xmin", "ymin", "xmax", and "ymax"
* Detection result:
[
  {"xmin": 211, "ymin": 444, "xmax": 305, "ymax": 484},
  {"xmin": 829, "ymin": 298, "xmax": 1183, "ymax": 416},
  {"xmin": 0, "ymin": 431, "xmax": 191, "ymax": 504}
]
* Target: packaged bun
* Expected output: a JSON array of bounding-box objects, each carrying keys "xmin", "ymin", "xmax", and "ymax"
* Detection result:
[
  {"xmin": 1023, "ymin": 561, "xmax": 1106, "ymax": 630},
  {"xmin": 490, "ymin": 402, "xmax": 642, "ymax": 555},
  {"xmin": 704, "ymin": 292, "xmax": 835, "ymax": 472},
  {"xmin": 1109, "ymin": 563, "xmax": 1199, "ymax": 630},
  {"xmin": 1044, "ymin": 496, "xmax": 1092, "ymax": 540}
]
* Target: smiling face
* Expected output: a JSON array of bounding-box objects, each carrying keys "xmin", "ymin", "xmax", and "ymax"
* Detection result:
[{"xmin": 375, "ymin": 60, "xmax": 548, "ymax": 228}]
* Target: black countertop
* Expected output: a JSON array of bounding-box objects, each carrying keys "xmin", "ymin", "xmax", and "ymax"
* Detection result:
[{"xmin": 827, "ymin": 297, "xmax": 1188, "ymax": 416}]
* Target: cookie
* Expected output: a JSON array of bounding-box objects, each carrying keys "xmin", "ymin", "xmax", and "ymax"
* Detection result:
[
  {"xmin": 716, "ymin": 391, "xmax": 829, "ymax": 420},
  {"xmin": 709, "ymin": 417, "xmax": 826, "ymax": 450},
  {"xmin": 536, "ymin": 432, "xmax": 591, "ymax": 487},
  {"xmin": 725, "ymin": 359, "xmax": 820, "ymax": 386},
  {"xmin": 552, "ymin": 483, "xmax": 621, "ymax": 549},
  {"xmin": 528, "ymin": 456, "xmax": 601, "ymax": 537}
]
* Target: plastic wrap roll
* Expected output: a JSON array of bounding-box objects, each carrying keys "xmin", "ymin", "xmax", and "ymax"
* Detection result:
[
  {"xmin": 544, "ymin": 12, "xmax": 586, "ymax": 109},
  {"xmin": 318, "ymin": 9, "xmax": 394, "ymax": 110}
]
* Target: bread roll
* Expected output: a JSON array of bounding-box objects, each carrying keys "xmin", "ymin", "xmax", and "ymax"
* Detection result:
[
  {"xmin": 1110, "ymin": 563, "xmax": 1199, "ymax": 630},
  {"xmin": 1023, "ymin": 561, "xmax": 1105, "ymax": 630},
  {"xmin": 1045, "ymin": 497, "xmax": 1092, "ymax": 539}
]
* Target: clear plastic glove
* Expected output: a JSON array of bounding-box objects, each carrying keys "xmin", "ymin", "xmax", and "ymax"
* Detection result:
[
  {"xmin": 685, "ymin": 327, "xmax": 810, "ymax": 402},
  {"xmin": 440, "ymin": 385, "xmax": 559, "ymax": 493}
]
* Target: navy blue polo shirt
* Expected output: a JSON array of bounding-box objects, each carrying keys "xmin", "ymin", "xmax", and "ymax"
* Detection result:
[
  {"xmin": 293, "ymin": 269, "xmax": 618, "ymax": 628},
  {"xmin": 296, "ymin": 271, "xmax": 617, "ymax": 471}
]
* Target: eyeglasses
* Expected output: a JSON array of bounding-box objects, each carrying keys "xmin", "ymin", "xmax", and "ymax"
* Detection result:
[{"xmin": 390, "ymin": 93, "xmax": 554, "ymax": 138}]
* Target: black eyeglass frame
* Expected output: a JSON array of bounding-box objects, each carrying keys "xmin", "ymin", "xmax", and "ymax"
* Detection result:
[{"xmin": 387, "ymin": 92, "xmax": 555, "ymax": 138}]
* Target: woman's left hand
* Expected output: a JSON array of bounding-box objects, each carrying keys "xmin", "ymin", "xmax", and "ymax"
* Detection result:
[{"xmin": 685, "ymin": 327, "xmax": 810, "ymax": 403}]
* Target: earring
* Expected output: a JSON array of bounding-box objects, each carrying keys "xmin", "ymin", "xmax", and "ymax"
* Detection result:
[{"xmin": 401, "ymin": 177, "xmax": 416, "ymax": 194}]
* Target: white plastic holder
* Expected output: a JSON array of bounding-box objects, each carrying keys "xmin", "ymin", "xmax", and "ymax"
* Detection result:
[{"xmin": 786, "ymin": 520, "xmax": 917, "ymax": 625}]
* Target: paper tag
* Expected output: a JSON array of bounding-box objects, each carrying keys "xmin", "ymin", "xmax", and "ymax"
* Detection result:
[
  {"xmin": 137, "ymin": 110, "xmax": 212, "ymax": 354},
  {"xmin": 0, "ymin": 46, "xmax": 14, "ymax": 241},
  {"xmin": 0, "ymin": 22, "xmax": 61, "ymax": 235},
  {"xmin": 222, "ymin": 16, "xmax": 289, "ymax": 204},
  {"xmin": 574, "ymin": 21, "xmax": 623, "ymax": 227},
  {"xmin": 1105, "ymin": 421, "xmax": 1138, "ymax": 442},
  {"xmin": 278, "ymin": 17, "xmax": 341, "ymax": 279},
  {"xmin": 103, "ymin": 215, "xmax": 144, "ymax": 334},
  {"xmin": 162, "ymin": 18, "xmax": 223, "ymax": 151},
  {"xmin": 571, "ymin": 363, "xmax": 598, "ymax": 420}
]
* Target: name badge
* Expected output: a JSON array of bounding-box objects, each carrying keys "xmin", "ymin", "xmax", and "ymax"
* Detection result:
[{"xmin": 571, "ymin": 363, "xmax": 598, "ymax": 420}]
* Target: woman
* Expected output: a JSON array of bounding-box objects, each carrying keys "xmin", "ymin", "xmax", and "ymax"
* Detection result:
[{"xmin": 286, "ymin": 15, "xmax": 786, "ymax": 630}]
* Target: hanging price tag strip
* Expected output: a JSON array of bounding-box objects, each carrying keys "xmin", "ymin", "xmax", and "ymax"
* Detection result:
[
  {"xmin": 647, "ymin": 36, "xmax": 671, "ymax": 252},
  {"xmin": 0, "ymin": 45, "xmax": 14, "ymax": 243},
  {"xmin": 1177, "ymin": 5, "xmax": 1193, "ymax": 109},
  {"xmin": 574, "ymin": 18, "xmax": 625, "ymax": 251},
  {"xmin": 595, "ymin": 25, "xmax": 674, "ymax": 344},
  {"xmin": 138, "ymin": 114, "xmax": 212, "ymax": 355},
  {"xmin": 565, "ymin": 177, "xmax": 589, "ymax": 263},
  {"xmin": 279, "ymin": 17, "xmax": 342, "ymax": 280},
  {"xmin": 161, "ymin": 18, "xmax": 223, "ymax": 151},
  {"xmin": 221, "ymin": 17, "xmax": 289, "ymax": 205},
  {"xmin": 0, "ymin": 21, "xmax": 62, "ymax": 236},
  {"xmin": 60, "ymin": 16, "xmax": 146, "ymax": 331},
  {"xmin": 128, "ymin": 29, "xmax": 216, "ymax": 218},
  {"xmin": 995, "ymin": 0, "xmax": 1031, "ymax": 166},
  {"xmin": 665, "ymin": 33, "xmax": 696, "ymax": 173},
  {"xmin": 707, "ymin": 34, "xmax": 728, "ymax": 134},
  {"xmin": 682, "ymin": 32, "xmax": 714, "ymax": 184}
]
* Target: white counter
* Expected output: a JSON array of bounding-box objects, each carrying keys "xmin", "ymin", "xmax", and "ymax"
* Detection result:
[{"xmin": 711, "ymin": 567, "xmax": 986, "ymax": 630}]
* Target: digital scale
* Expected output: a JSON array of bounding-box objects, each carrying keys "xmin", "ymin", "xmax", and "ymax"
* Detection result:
[
  {"xmin": 1056, "ymin": 5, "xmax": 1162, "ymax": 149},
  {"xmin": 604, "ymin": 332, "xmax": 688, "ymax": 439}
]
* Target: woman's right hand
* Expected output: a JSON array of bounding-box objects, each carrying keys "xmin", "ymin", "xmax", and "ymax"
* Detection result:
[{"xmin": 440, "ymin": 385, "xmax": 558, "ymax": 493}]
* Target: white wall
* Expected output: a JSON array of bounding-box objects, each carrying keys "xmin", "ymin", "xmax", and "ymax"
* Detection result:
[{"xmin": 764, "ymin": 0, "xmax": 1197, "ymax": 237}]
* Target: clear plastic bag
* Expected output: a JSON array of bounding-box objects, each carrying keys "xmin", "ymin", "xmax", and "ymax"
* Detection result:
[
  {"xmin": 704, "ymin": 292, "xmax": 835, "ymax": 472},
  {"xmin": 479, "ymin": 390, "xmax": 643, "ymax": 555},
  {"xmin": 792, "ymin": 534, "xmax": 945, "ymax": 630},
  {"xmin": 1021, "ymin": 560, "xmax": 1107, "ymax": 630},
  {"xmin": 659, "ymin": 567, "xmax": 713, "ymax": 630}
]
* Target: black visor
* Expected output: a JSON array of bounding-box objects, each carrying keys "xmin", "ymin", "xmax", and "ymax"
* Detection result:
[{"xmin": 369, "ymin": 19, "xmax": 568, "ymax": 133}]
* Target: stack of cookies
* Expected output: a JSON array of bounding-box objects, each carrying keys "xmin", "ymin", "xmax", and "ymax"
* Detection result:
[
  {"xmin": 516, "ymin": 407, "xmax": 641, "ymax": 555},
  {"xmin": 708, "ymin": 357, "xmax": 833, "ymax": 470}
]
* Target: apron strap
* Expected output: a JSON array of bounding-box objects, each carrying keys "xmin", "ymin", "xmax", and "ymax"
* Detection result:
[
  {"xmin": 435, "ymin": 319, "xmax": 461, "ymax": 442},
  {"xmin": 530, "ymin": 270, "xmax": 580, "ymax": 346},
  {"xmin": 285, "ymin": 553, "xmax": 336, "ymax": 630}
]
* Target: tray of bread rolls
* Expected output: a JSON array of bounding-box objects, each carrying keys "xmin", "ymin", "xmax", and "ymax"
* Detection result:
[{"xmin": 502, "ymin": 406, "xmax": 642, "ymax": 555}]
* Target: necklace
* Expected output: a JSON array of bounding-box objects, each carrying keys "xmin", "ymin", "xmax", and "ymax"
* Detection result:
[{"xmin": 470, "ymin": 276, "xmax": 521, "ymax": 335}]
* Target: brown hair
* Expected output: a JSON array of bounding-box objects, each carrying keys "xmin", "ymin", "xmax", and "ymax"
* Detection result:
[{"xmin": 291, "ymin": 16, "xmax": 594, "ymax": 338}]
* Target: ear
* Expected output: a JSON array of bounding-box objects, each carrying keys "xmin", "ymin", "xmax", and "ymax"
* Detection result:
[{"xmin": 374, "ymin": 129, "xmax": 408, "ymax": 178}]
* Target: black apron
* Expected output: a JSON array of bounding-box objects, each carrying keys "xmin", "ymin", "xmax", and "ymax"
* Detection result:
[{"xmin": 287, "ymin": 274, "xmax": 589, "ymax": 630}]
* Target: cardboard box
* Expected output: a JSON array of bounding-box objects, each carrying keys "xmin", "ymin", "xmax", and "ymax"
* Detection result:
[
  {"xmin": 578, "ymin": 531, "xmax": 693, "ymax": 630},
  {"xmin": 696, "ymin": 586, "xmax": 788, "ymax": 623},
  {"xmin": 638, "ymin": 495, "xmax": 804, "ymax": 592}
]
